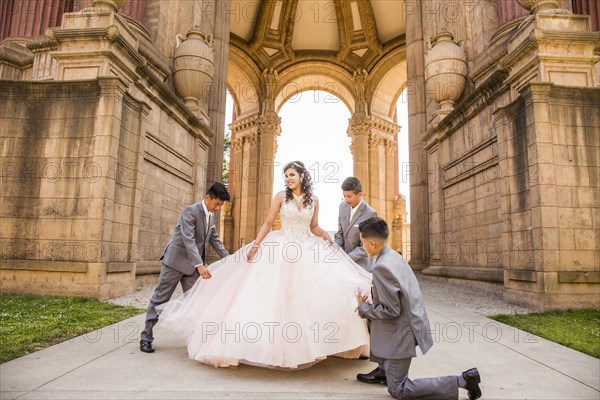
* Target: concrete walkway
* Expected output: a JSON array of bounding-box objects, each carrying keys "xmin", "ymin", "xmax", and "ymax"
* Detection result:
[{"xmin": 1, "ymin": 295, "xmax": 599, "ymax": 400}]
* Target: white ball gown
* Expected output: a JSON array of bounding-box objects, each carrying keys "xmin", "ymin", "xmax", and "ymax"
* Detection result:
[{"xmin": 157, "ymin": 194, "xmax": 372, "ymax": 369}]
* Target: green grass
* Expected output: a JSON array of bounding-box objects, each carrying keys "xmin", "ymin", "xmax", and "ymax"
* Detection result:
[
  {"xmin": 0, "ymin": 294, "xmax": 144, "ymax": 363},
  {"xmin": 490, "ymin": 309, "xmax": 600, "ymax": 358}
]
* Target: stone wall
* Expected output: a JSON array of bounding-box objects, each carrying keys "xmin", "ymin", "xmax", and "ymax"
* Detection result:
[
  {"xmin": 0, "ymin": 80, "xmax": 129, "ymax": 298},
  {"xmin": 423, "ymin": 80, "xmax": 599, "ymax": 310},
  {"xmin": 0, "ymin": 74, "xmax": 212, "ymax": 300},
  {"xmin": 423, "ymin": 71, "xmax": 510, "ymax": 284},
  {"xmin": 415, "ymin": 2, "xmax": 599, "ymax": 309},
  {"xmin": 136, "ymin": 107, "xmax": 204, "ymax": 276},
  {"xmin": 0, "ymin": 1, "xmax": 228, "ymax": 299},
  {"xmin": 498, "ymin": 83, "xmax": 599, "ymax": 310}
]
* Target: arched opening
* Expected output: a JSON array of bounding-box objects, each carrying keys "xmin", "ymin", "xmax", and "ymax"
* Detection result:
[
  {"xmin": 396, "ymin": 88, "xmax": 410, "ymax": 222},
  {"xmin": 396, "ymin": 88, "xmax": 411, "ymax": 259},
  {"xmin": 273, "ymin": 90, "xmax": 352, "ymax": 232},
  {"xmin": 368, "ymin": 52, "xmax": 410, "ymax": 259}
]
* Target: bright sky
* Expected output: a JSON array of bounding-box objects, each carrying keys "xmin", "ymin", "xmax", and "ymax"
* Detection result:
[{"xmin": 225, "ymin": 90, "xmax": 410, "ymax": 232}]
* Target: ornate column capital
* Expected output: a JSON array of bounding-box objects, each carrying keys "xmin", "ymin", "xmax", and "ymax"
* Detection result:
[
  {"xmin": 231, "ymin": 137, "xmax": 244, "ymax": 153},
  {"xmin": 347, "ymin": 114, "xmax": 371, "ymax": 136},
  {"xmin": 368, "ymin": 133, "xmax": 385, "ymax": 147},
  {"xmin": 385, "ymin": 139, "xmax": 398, "ymax": 155},
  {"xmin": 245, "ymin": 133, "xmax": 259, "ymax": 148},
  {"xmin": 258, "ymin": 112, "xmax": 282, "ymax": 136}
]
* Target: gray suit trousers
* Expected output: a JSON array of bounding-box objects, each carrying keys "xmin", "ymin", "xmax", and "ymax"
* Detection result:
[
  {"xmin": 141, "ymin": 263, "xmax": 199, "ymax": 342},
  {"xmin": 385, "ymin": 358, "xmax": 458, "ymax": 400}
]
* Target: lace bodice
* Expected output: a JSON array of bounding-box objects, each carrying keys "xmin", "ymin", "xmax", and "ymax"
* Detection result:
[{"xmin": 278, "ymin": 193, "xmax": 315, "ymax": 239}]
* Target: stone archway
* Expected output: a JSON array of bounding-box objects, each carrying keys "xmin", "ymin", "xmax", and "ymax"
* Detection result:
[
  {"xmin": 272, "ymin": 88, "xmax": 353, "ymax": 232},
  {"xmin": 274, "ymin": 63, "xmax": 357, "ymax": 114},
  {"xmin": 226, "ymin": 54, "xmax": 406, "ymax": 249},
  {"xmin": 368, "ymin": 51, "xmax": 409, "ymax": 254}
]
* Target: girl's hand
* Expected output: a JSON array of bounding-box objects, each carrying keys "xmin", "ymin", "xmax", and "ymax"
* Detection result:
[{"xmin": 247, "ymin": 245, "xmax": 259, "ymax": 262}]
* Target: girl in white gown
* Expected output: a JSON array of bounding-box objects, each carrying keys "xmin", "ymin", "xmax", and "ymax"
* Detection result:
[{"xmin": 157, "ymin": 161, "xmax": 372, "ymax": 369}]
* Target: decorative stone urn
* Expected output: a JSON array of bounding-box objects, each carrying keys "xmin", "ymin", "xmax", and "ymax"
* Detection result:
[
  {"xmin": 92, "ymin": 0, "xmax": 128, "ymax": 12},
  {"xmin": 173, "ymin": 26, "xmax": 215, "ymax": 109},
  {"xmin": 393, "ymin": 195, "xmax": 407, "ymax": 223},
  {"xmin": 517, "ymin": 0, "xmax": 560, "ymax": 14},
  {"xmin": 424, "ymin": 29, "xmax": 467, "ymax": 117}
]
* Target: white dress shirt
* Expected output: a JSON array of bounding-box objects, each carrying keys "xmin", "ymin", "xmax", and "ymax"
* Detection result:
[
  {"xmin": 349, "ymin": 199, "xmax": 364, "ymax": 223},
  {"xmin": 201, "ymin": 200, "xmax": 212, "ymax": 234}
]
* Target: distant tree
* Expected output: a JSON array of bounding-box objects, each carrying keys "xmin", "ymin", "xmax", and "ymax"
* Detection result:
[{"xmin": 222, "ymin": 131, "xmax": 231, "ymax": 184}]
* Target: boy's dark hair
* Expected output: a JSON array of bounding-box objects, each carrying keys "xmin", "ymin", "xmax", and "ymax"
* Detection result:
[
  {"xmin": 207, "ymin": 182, "xmax": 230, "ymax": 201},
  {"xmin": 341, "ymin": 177, "xmax": 362, "ymax": 193},
  {"xmin": 358, "ymin": 217, "xmax": 389, "ymax": 240}
]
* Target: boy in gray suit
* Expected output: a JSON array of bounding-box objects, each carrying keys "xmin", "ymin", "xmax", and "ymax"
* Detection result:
[
  {"xmin": 334, "ymin": 177, "xmax": 377, "ymax": 271},
  {"xmin": 140, "ymin": 182, "xmax": 231, "ymax": 353},
  {"xmin": 356, "ymin": 217, "xmax": 482, "ymax": 400}
]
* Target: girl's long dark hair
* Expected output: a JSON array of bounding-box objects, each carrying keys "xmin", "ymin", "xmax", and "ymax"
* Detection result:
[{"xmin": 283, "ymin": 161, "xmax": 314, "ymax": 208}]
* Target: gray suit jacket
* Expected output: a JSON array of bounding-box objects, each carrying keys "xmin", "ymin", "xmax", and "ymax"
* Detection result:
[
  {"xmin": 160, "ymin": 202, "xmax": 229, "ymax": 275},
  {"xmin": 358, "ymin": 246, "xmax": 433, "ymax": 361},
  {"xmin": 334, "ymin": 200, "xmax": 377, "ymax": 270}
]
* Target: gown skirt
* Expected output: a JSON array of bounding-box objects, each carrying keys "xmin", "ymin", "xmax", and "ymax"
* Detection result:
[{"xmin": 157, "ymin": 230, "xmax": 372, "ymax": 369}]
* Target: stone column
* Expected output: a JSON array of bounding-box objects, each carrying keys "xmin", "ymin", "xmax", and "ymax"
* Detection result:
[
  {"xmin": 191, "ymin": 0, "xmax": 230, "ymax": 251},
  {"xmin": 242, "ymin": 133, "xmax": 260, "ymax": 242},
  {"xmin": 347, "ymin": 113, "xmax": 398, "ymax": 232},
  {"xmin": 406, "ymin": 1, "xmax": 430, "ymax": 270},
  {"xmin": 368, "ymin": 115, "xmax": 400, "ymax": 243},
  {"xmin": 0, "ymin": 0, "xmax": 73, "ymax": 41},
  {"xmin": 257, "ymin": 114, "xmax": 280, "ymax": 226},
  {"xmin": 72, "ymin": 0, "xmax": 86, "ymax": 11},
  {"xmin": 0, "ymin": 1, "xmax": 12, "ymax": 40},
  {"xmin": 368, "ymin": 133, "xmax": 386, "ymax": 215},
  {"xmin": 220, "ymin": 193, "xmax": 235, "ymax": 252},
  {"xmin": 121, "ymin": 0, "xmax": 146, "ymax": 22},
  {"xmin": 572, "ymin": 0, "xmax": 600, "ymax": 31},
  {"xmin": 74, "ymin": 0, "xmax": 145, "ymax": 21},
  {"xmin": 95, "ymin": 77, "xmax": 134, "ymax": 298},
  {"xmin": 230, "ymin": 136, "xmax": 244, "ymax": 249},
  {"xmin": 256, "ymin": 68, "xmax": 281, "ymax": 226},
  {"xmin": 349, "ymin": 68, "xmax": 371, "ymax": 200},
  {"xmin": 493, "ymin": 101, "xmax": 519, "ymax": 295},
  {"xmin": 392, "ymin": 195, "xmax": 408, "ymax": 254},
  {"xmin": 229, "ymin": 115, "xmax": 261, "ymax": 246},
  {"xmin": 347, "ymin": 115, "xmax": 370, "ymax": 201},
  {"xmin": 385, "ymin": 138, "xmax": 398, "ymax": 244},
  {"xmin": 497, "ymin": 0, "xmax": 529, "ymax": 25},
  {"xmin": 205, "ymin": 0, "xmax": 231, "ymax": 188}
]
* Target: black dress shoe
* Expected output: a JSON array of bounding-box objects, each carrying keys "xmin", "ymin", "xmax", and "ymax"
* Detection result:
[
  {"xmin": 357, "ymin": 367, "xmax": 387, "ymax": 384},
  {"xmin": 139, "ymin": 339, "xmax": 154, "ymax": 353},
  {"xmin": 462, "ymin": 368, "xmax": 482, "ymax": 400}
]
